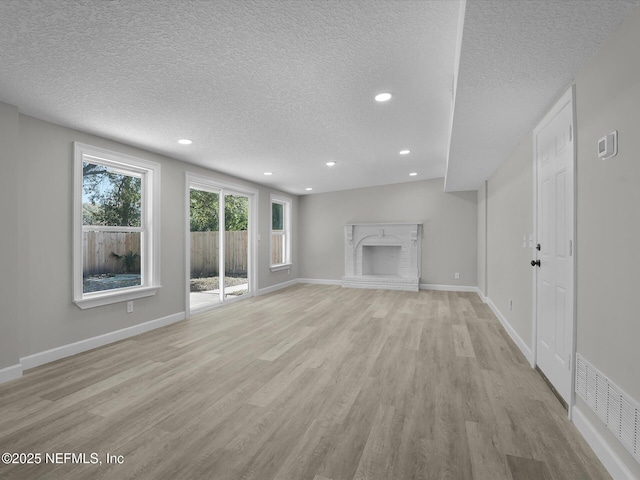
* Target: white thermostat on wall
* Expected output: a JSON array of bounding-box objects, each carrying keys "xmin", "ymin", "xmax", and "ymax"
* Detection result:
[{"xmin": 598, "ymin": 131, "xmax": 618, "ymax": 160}]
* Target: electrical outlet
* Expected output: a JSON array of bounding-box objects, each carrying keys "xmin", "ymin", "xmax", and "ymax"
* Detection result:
[
  {"xmin": 127, "ymin": 301, "xmax": 133, "ymax": 314},
  {"xmin": 454, "ymin": 272, "xmax": 460, "ymax": 279},
  {"xmin": 509, "ymin": 299, "xmax": 513, "ymax": 311}
]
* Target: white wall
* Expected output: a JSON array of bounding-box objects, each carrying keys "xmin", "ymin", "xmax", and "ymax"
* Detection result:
[
  {"xmin": 486, "ymin": 133, "xmax": 534, "ymax": 347},
  {"xmin": 482, "ymin": 5, "xmax": 640, "ymax": 477},
  {"xmin": 1, "ymin": 110, "xmax": 297, "ymax": 369},
  {"xmin": 0, "ymin": 102, "xmax": 20, "ymax": 375},
  {"xmin": 574, "ymin": 5, "xmax": 640, "ymax": 400},
  {"xmin": 573, "ymin": 5, "xmax": 640, "ymax": 477},
  {"xmin": 299, "ymin": 179, "xmax": 477, "ymax": 287}
]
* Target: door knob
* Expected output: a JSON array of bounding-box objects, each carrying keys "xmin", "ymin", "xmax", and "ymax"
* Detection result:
[{"xmin": 531, "ymin": 259, "xmax": 541, "ymax": 267}]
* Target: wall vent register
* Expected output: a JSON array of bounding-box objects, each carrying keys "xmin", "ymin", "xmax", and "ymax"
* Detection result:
[{"xmin": 576, "ymin": 353, "xmax": 640, "ymax": 464}]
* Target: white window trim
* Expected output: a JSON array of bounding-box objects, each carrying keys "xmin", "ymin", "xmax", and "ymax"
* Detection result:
[
  {"xmin": 73, "ymin": 142, "xmax": 161, "ymax": 309},
  {"xmin": 270, "ymin": 193, "xmax": 292, "ymax": 271},
  {"xmin": 270, "ymin": 264, "xmax": 291, "ymax": 272}
]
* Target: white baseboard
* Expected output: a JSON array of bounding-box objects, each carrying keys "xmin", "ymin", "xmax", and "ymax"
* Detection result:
[
  {"xmin": 0, "ymin": 363, "xmax": 23, "ymax": 384},
  {"xmin": 297, "ymin": 278, "xmax": 342, "ymax": 286},
  {"xmin": 420, "ymin": 284, "xmax": 479, "ymax": 293},
  {"xmin": 20, "ymin": 311, "xmax": 185, "ymax": 371},
  {"xmin": 572, "ymin": 406, "xmax": 639, "ymax": 480},
  {"xmin": 485, "ymin": 297, "xmax": 534, "ymax": 365},
  {"xmin": 257, "ymin": 278, "xmax": 343, "ymax": 296},
  {"xmin": 296, "ymin": 279, "xmax": 479, "ymax": 292},
  {"xmin": 257, "ymin": 279, "xmax": 299, "ymax": 296},
  {"xmin": 476, "ymin": 289, "xmax": 488, "ymax": 303}
]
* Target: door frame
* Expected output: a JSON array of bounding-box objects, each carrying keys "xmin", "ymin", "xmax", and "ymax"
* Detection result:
[
  {"xmin": 185, "ymin": 172, "xmax": 259, "ymax": 317},
  {"xmin": 531, "ymin": 85, "xmax": 577, "ymax": 418}
]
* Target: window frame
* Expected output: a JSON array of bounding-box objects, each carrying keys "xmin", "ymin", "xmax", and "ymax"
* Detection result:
[
  {"xmin": 185, "ymin": 172, "xmax": 259, "ymax": 316},
  {"xmin": 270, "ymin": 193, "xmax": 292, "ymax": 271},
  {"xmin": 73, "ymin": 143, "xmax": 161, "ymax": 309}
]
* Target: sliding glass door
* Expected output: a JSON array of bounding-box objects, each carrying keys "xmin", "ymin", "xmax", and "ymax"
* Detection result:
[
  {"xmin": 187, "ymin": 176, "xmax": 256, "ymax": 314},
  {"xmin": 189, "ymin": 187, "xmax": 222, "ymax": 311},
  {"xmin": 222, "ymin": 193, "xmax": 249, "ymax": 300}
]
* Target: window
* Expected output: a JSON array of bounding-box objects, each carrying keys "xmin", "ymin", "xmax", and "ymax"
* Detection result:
[
  {"xmin": 270, "ymin": 194, "xmax": 291, "ymax": 270},
  {"xmin": 74, "ymin": 143, "xmax": 161, "ymax": 309}
]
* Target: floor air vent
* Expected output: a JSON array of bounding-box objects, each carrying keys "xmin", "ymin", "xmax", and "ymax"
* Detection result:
[{"xmin": 576, "ymin": 353, "xmax": 639, "ymax": 464}]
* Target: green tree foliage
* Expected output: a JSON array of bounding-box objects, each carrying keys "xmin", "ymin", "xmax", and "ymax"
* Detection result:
[
  {"xmin": 189, "ymin": 190, "xmax": 248, "ymax": 232},
  {"xmin": 190, "ymin": 189, "xmax": 219, "ymax": 231},
  {"xmin": 224, "ymin": 195, "xmax": 248, "ymax": 231},
  {"xmin": 110, "ymin": 251, "xmax": 140, "ymax": 273},
  {"xmin": 82, "ymin": 163, "xmax": 141, "ymax": 227},
  {"xmin": 82, "ymin": 164, "xmax": 249, "ymax": 233},
  {"xmin": 272, "ymin": 202, "xmax": 284, "ymax": 230}
]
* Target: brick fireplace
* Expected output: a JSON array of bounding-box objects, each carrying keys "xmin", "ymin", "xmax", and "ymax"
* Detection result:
[{"xmin": 342, "ymin": 222, "xmax": 422, "ymax": 292}]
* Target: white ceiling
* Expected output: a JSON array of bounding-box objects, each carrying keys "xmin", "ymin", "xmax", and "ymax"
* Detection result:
[
  {"xmin": 0, "ymin": 1, "xmax": 638, "ymax": 195},
  {"xmin": 446, "ymin": 0, "xmax": 640, "ymax": 192}
]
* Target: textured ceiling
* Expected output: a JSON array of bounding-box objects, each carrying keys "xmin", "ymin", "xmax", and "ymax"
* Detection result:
[
  {"xmin": 446, "ymin": 0, "xmax": 640, "ymax": 192},
  {"xmin": 0, "ymin": 1, "xmax": 638, "ymax": 195},
  {"xmin": 0, "ymin": 0, "xmax": 461, "ymax": 195}
]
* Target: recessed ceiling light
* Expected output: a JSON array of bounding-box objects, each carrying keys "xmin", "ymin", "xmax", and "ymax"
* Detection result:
[
  {"xmin": 325, "ymin": 161, "xmax": 336, "ymax": 167},
  {"xmin": 264, "ymin": 172, "xmax": 273, "ymax": 176},
  {"xmin": 409, "ymin": 172, "xmax": 418, "ymax": 176},
  {"xmin": 399, "ymin": 150, "xmax": 410, "ymax": 155},
  {"xmin": 178, "ymin": 139, "xmax": 192, "ymax": 145},
  {"xmin": 375, "ymin": 92, "xmax": 392, "ymax": 102},
  {"xmin": 306, "ymin": 187, "xmax": 313, "ymax": 191}
]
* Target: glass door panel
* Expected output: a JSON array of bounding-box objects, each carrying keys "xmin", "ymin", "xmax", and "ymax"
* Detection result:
[
  {"xmin": 223, "ymin": 193, "xmax": 249, "ymax": 299},
  {"xmin": 189, "ymin": 188, "xmax": 221, "ymax": 311}
]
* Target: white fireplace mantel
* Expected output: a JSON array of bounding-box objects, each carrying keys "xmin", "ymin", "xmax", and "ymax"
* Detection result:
[{"xmin": 342, "ymin": 222, "xmax": 422, "ymax": 292}]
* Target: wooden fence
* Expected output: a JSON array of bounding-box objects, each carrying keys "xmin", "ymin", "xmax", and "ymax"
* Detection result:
[
  {"xmin": 83, "ymin": 231, "xmax": 249, "ymax": 277},
  {"xmin": 83, "ymin": 231, "xmax": 141, "ymax": 276},
  {"xmin": 272, "ymin": 233, "xmax": 285, "ymax": 265},
  {"xmin": 190, "ymin": 231, "xmax": 247, "ymax": 277}
]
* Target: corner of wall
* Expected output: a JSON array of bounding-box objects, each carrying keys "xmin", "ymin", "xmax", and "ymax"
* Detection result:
[
  {"xmin": 0, "ymin": 101, "xmax": 22, "ymax": 373},
  {"xmin": 476, "ymin": 181, "xmax": 488, "ymax": 297}
]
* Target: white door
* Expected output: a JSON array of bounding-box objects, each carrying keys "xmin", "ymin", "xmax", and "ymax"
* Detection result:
[{"xmin": 534, "ymin": 87, "xmax": 575, "ymax": 404}]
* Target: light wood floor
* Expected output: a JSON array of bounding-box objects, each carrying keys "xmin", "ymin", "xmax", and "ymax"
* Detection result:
[{"xmin": 0, "ymin": 285, "xmax": 610, "ymax": 480}]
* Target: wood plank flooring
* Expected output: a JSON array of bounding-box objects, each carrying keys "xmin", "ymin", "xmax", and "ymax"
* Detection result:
[{"xmin": 0, "ymin": 285, "xmax": 610, "ymax": 480}]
